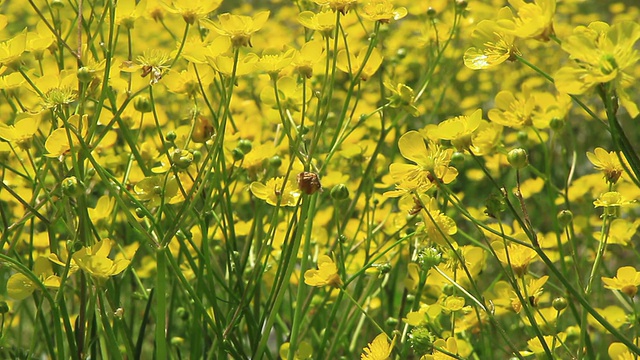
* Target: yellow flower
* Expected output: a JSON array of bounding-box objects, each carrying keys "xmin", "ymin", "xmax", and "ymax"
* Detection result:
[
  {"xmin": 587, "ymin": 147, "xmax": 624, "ymax": 184},
  {"xmin": 0, "ymin": 114, "xmax": 41, "ymax": 150},
  {"xmin": 361, "ymin": 0, "xmax": 407, "ymax": 24},
  {"xmin": 88, "ymin": 195, "xmax": 116, "ymax": 225},
  {"xmin": 492, "ymin": 241, "xmax": 537, "ymax": 277},
  {"xmin": 162, "ymin": 0, "xmax": 222, "ymax": 24},
  {"xmin": 313, "ymin": 0, "xmax": 357, "ymax": 14},
  {"xmin": 205, "ymin": 11, "xmax": 270, "ymax": 48},
  {"xmin": 361, "ymin": 333, "xmax": 393, "ymax": 360},
  {"xmin": 131, "ymin": 49, "xmax": 172, "ymax": 85},
  {"xmin": 593, "ymin": 191, "xmax": 635, "ymax": 218},
  {"xmin": 594, "ymin": 219, "xmax": 640, "ymax": 246},
  {"xmin": 602, "ymin": 266, "xmax": 640, "ymax": 297},
  {"xmin": 34, "ymin": 71, "xmax": 78, "ymax": 109},
  {"xmin": 208, "ymin": 52, "xmax": 259, "ymax": 77},
  {"xmin": 298, "ymin": 10, "xmax": 336, "ymax": 36},
  {"xmin": 519, "ymin": 333, "xmax": 565, "ymax": 357},
  {"xmin": 609, "ymin": 342, "xmax": 636, "ymax": 360},
  {"xmin": 384, "ymin": 81, "xmax": 419, "ymax": 117},
  {"xmin": 488, "ymin": 88, "xmax": 535, "ymax": 129},
  {"xmin": 134, "ymin": 174, "xmax": 181, "ymax": 207},
  {"xmin": 417, "ymin": 196, "xmax": 457, "ymax": 247},
  {"xmin": 587, "ymin": 305, "xmax": 627, "ymax": 332},
  {"xmin": 115, "ymin": 0, "xmax": 147, "ymax": 28},
  {"xmin": 255, "ymin": 49, "xmax": 296, "ymax": 77},
  {"xmin": 435, "ymin": 109, "xmax": 483, "ymax": 151},
  {"xmin": 292, "ymin": 39, "xmax": 325, "ymax": 78},
  {"xmin": 0, "ymin": 29, "xmax": 27, "ymax": 68},
  {"xmin": 554, "ymin": 21, "xmax": 640, "ymax": 117},
  {"xmin": 463, "ymin": 8, "xmax": 519, "ymax": 70},
  {"xmin": 304, "ymin": 255, "xmax": 342, "ymax": 288},
  {"xmin": 507, "ymin": 0, "xmax": 556, "ymax": 41},
  {"xmin": 250, "ymin": 176, "xmax": 301, "ymax": 207},
  {"xmin": 388, "ymin": 131, "xmax": 458, "ymax": 193},
  {"xmin": 336, "ymin": 47, "xmax": 383, "ymax": 81},
  {"xmin": 72, "ymin": 239, "xmax": 137, "ymax": 283},
  {"xmin": 45, "ymin": 114, "xmax": 89, "ymax": 158},
  {"xmin": 279, "ymin": 341, "xmax": 313, "ymax": 360},
  {"xmin": 163, "ymin": 65, "xmax": 214, "ymax": 96},
  {"xmin": 422, "ymin": 337, "xmax": 458, "ymax": 360},
  {"xmin": 27, "ymin": 22, "xmax": 56, "ymax": 61},
  {"xmin": 7, "ymin": 257, "xmax": 61, "ymax": 300},
  {"xmin": 260, "ymin": 76, "xmax": 312, "ymax": 112},
  {"xmin": 510, "ymin": 275, "xmax": 548, "ymax": 313}
]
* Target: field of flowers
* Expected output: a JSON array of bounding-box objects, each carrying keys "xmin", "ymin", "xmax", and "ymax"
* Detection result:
[{"xmin": 1, "ymin": 0, "xmax": 639, "ymax": 358}]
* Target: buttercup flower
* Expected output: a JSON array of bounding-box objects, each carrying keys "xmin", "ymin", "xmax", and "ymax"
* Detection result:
[
  {"xmin": 384, "ymin": 81, "xmax": 419, "ymax": 116},
  {"xmin": 423, "ymin": 337, "xmax": 458, "ymax": 360},
  {"xmin": 336, "ymin": 47, "xmax": 383, "ymax": 81},
  {"xmin": 292, "ymin": 39, "xmax": 325, "ymax": 78},
  {"xmin": 508, "ymin": 0, "xmax": 556, "ymax": 41},
  {"xmin": 205, "ymin": 11, "xmax": 270, "ymax": 48},
  {"xmin": 0, "ymin": 29, "xmax": 27, "ymax": 68},
  {"xmin": 45, "ymin": 114, "xmax": 89, "ymax": 158},
  {"xmin": 312, "ymin": 0, "xmax": 357, "ymax": 14},
  {"xmin": 435, "ymin": 109, "xmax": 483, "ymax": 150},
  {"xmin": 298, "ymin": 9, "xmax": 336, "ymax": 36},
  {"xmin": 609, "ymin": 342, "xmax": 636, "ymax": 360},
  {"xmin": 520, "ymin": 333, "xmax": 565, "ymax": 357},
  {"xmin": 388, "ymin": 131, "xmax": 458, "ymax": 194},
  {"xmin": 555, "ymin": 21, "xmax": 640, "ymax": 117},
  {"xmin": 250, "ymin": 176, "xmax": 301, "ymax": 206},
  {"xmin": 361, "ymin": 0, "xmax": 407, "ymax": 24},
  {"xmin": 587, "ymin": 147, "xmax": 625, "ymax": 184},
  {"xmin": 493, "ymin": 241, "xmax": 538, "ymax": 277},
  {"xmin": 593, "ymin": 191, "xmax": 635, "ymax": 218},
  {"xmin": 464, "ymin": 8, "xmax": 519, "ymax": 70},
  {"xmin": 488, "ymin": 88, "xmax": 535, "ymax": 129},
  {"xmin": 361, "ymin": 333, "xmax": 393, "ymax": 360},
  {"xmin": 7, "ymin": 257, "xmax": 61, "ymax": 300},
  {"xmin": 162, "ymin": 0, "xmax": 222, "ymax": 24},
  {"xmin": 304, "ymin": 255, "xmax": 342, "ymax": 287},
  {"xmin": 601, "ymin": 266, "xmax": 640, "ymax": 297},
  {"xmin": 72, "ymin": 238, "xmax": 137, "ymax": 283}
]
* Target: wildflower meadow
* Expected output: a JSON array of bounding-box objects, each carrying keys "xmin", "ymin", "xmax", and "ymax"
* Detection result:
[{"xmin": 1, "ymin": 0, "xmax": 640, "ymax": 358}]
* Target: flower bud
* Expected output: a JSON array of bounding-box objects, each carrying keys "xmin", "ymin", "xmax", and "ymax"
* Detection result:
[
  {"xmin": 550, "ymin": 117, "xmax": 565, "ymax": 132},
  {"xmin": 426, "ymin": 7, "xmax": 437, "ymax": 17},
  {"xmin": 176, "ymin": 307, "xmax": 189, "ymax": 320},
  {"xmin": 231, "ymin": 148, "xmax": 244, "ymax": 162},
  {"xmin": 557, "ymin": 210, "xmax": 573, "ymax": 228},
  {"xmin": 385, "ymin": 317, "xmax": 399, "ymax": 327},
  {"xmin": 134, "ymin": 96, "xmax": 153, "ymax": 113},
  {"xmin": 269, "ymin": 155, "xmax": 282, "ymax": 169},
  {"xmin": 409, "ymin": 327, "xmax": 434, "ymax": 356},
  {"xmin": 77, "ymin": 67, "xmax": 94, "ymax": 83},
  {"xmin": 507, "ymin": 148, "xmax": 528, "ymax": 169},
  {"xmin": 0, "ymin": 301, "xmax": 9, "ymax": 314},
  {"xmin": 51, "ymin": 0, "xmax": 65, "ymax": 9},
  {"xmin": 552, "ymin": 297, "xmax": 568, "ymax": 311},
  {"xmin": 330, "ymin": 184, "xmax": 350, "ymax": 201},
  {"xmin": 135, "ymin": 207, "xmax": 145, "ymax": 219},
  {"xmin": 166, "ymin": 131, "xmax": 177, "ymax": 142},
  {"xmin": 419, "ymin": 247, "xmax": 442, "ymax": 271},
  {"xmin": 62, "ymin": 176, "xmax": 82, "ymax": 197},
  {"xmin": 237, "ymin": 139, "xmax": 252, "ymax": 154}
]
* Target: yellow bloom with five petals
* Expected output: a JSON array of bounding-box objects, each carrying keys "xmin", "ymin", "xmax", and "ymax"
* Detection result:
[{"xmin": 602, "ymin": 266, "xmax": 640, "ymax": 297}]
